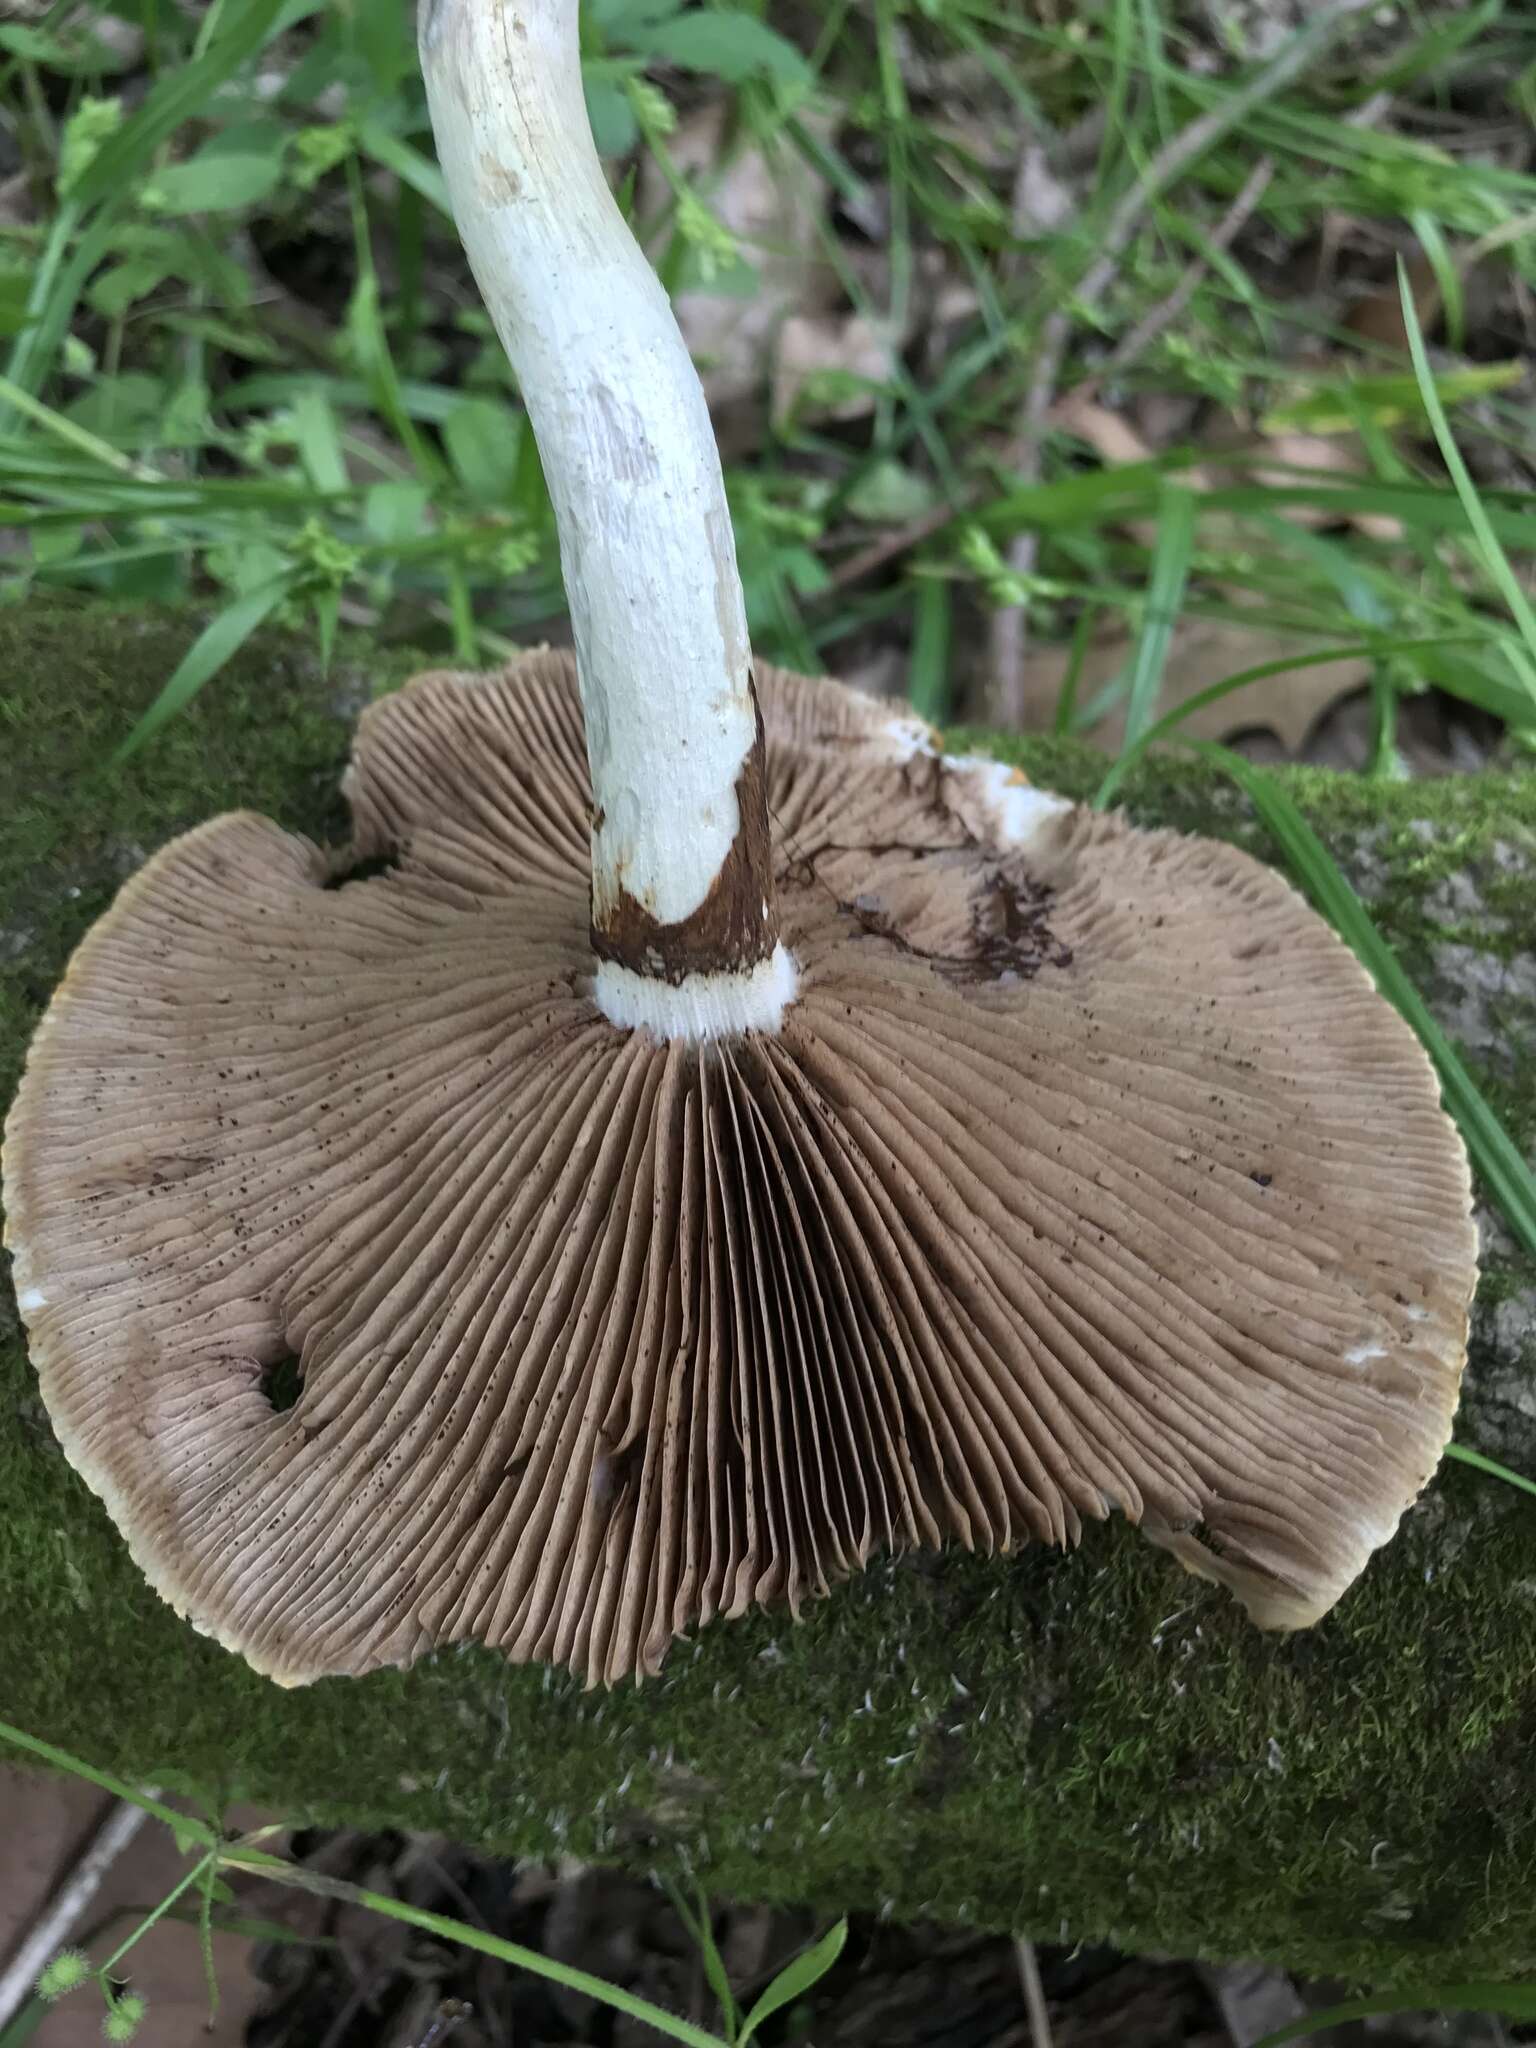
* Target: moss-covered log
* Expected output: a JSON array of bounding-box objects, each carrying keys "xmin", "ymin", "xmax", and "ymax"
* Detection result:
[{"xmin": 4, "ymin": 601, "xmax": 1536, "ymax": 1985}]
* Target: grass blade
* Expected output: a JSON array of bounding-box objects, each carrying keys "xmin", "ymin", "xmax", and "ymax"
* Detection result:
[
  {"xmin": 289, "ymin": 386, "xmax": 347, "ymax": 495},
  {"xmin": 1202, "ymin": 744, "xmax": 1536, "ymax": 1259},
  {"xmin": 1201, "ymin": 477, "xmax": 1536, "ymax": 551},
  {"xmin": 1120, "ymin": 486, "xmax": 1195, "ymax": 751},
  {"xmin": 0, "ymin": 207, "xmax": 119, "ymax": 414},
  {"xmin": 1445, "ymin": 1443, "xmax": 1536, "ymax": 1502},
  {"xmin": 0, "ymin": 374, "xmax": 140, "ymax": 473},
  {"xmin": 0, "ymin": 1720, "xmax": 214, "ymax": 1846},
  {"xmin": 664, "ymin": 1883, "xmax": 741, "ymax": 2042},
  {"xmin": 1052, "ymin": 605, "xmax": 1099, "ymax": 735},
  {"xmin": 1, "ymin": 0, "xmax": 301, "ymax": 415},
  {"xmin": 345, "ymin": 161, "xmax": 438, "ymax": 481},
  {"xmin": 356, "ymin": 120, "xmax": 452, "ymax": 216},
  {"xmin": 111, "ymin": 575, "xmax": 297, "ymax": 763},
  {"xmin": 1398, "ymin": 258, "xmax": 1536, "ymax": 700},
  {"xmin": 222, "ymin": 1853, "xmax": 729, "ymax": 2048},
  {"xmin": 1094, "ymin": 635, "xmax": 1477, "ymax": 808},
  {"xmin": 908, "ymin": 576, "xmax": 952, "ymax": 721},
  {"xmin": 1408, "ymin": 209, "xmax": 1464, "ymax": 351},
  {"xmin": 1255, "ymin": 1982, "xmax": 1536, "ymax": 2046},
  {"xmin": 68, "ymin": 0, "xmax": 290, "ymax": 211},
  {"xmin": 737, "ymin": 1920, "xmax": 848, "ymax": 2046}
]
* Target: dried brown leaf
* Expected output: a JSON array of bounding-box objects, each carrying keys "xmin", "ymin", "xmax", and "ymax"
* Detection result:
[
  {"xmin": 640, "ymin": 106, "xmax": 837, "ymax": 413},
  {"xmin": 1020, "ymin": 609, "xmax": 1372, "ymax": 753}
]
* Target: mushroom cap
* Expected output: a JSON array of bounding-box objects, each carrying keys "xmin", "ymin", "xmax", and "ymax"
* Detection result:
[{"xmin": 3, "ymin": 653, "xmax": 1475, "ymax": 1686}]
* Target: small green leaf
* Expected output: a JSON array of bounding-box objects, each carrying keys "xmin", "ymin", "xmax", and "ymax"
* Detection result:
[
  {"xmin": 365, "ymin": 480, "xmax": 430, "ymax": 544},
  {"xmin": 443, "ymin": 395, "xmax": 523, "ymax": 506},
  {"xmin": 162, "ymin": 374, "xmax": 212, "ymax": 448},
  {"xmin": 208, "ymin": 537, "xmax": 289, "ymax": 599},
  {"xmin": 583, "ymin": 69, "xmax": 640, "ymax": 156},
  {"xmin": 147, "ymin": 125, "xmax": 288, "ymax": 215},
  {"xmin": 89, "ymin": 257, "xmax": 178, "ymax": 320},
  {"xmin": 0, "ymin": 14, "xmax": 135, "ymax": 68},
  {"xmin": 289, "ymin": 387, "xmax": 348, "ymax": 495},
  {"xmin": 348, "ymin": 0, "xmax": 416, "ymax": 92},
  {"xmin": 293, "ymin": 122, "xmax": 356, "ymax": 190},
  {"xmin": 737, "ymin": 1920, "xmax": 847, "ymax": 2045},
  {"xmin": 58, "ymin": 97, "xmax": 125, "ymax": 199},
  {"xmin": 66, "ymin": 373, "xmax": 167, "ymax": 440},
  {"xmin": 846, "ymin": 458, "xmax": 934, "ymax": 525},
  {"xmin": 0, "ymin": 23, "xmax": 72, "ymax": 59},
  {"xmin": 628, "ymin": 10, "xmax": 810, "ymax": 84}
]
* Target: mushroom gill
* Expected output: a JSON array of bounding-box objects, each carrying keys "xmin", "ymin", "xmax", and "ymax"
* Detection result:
[{"xmin": 2, "ymin": 654, "xmax": 1475, "ymax": 1685}]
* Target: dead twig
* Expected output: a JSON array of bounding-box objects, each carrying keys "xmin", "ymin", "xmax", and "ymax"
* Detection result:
[
  {"xmin": 1090, "ymin": 154, "xmax": 1277, "ymax": 392},
  {"xmin": 986, "ymin": 0, "xmax": 1379, "ymax": 727},
  {"xmin": 822, "ymin": 501, "xmax": 961, "ymax": 598},
  {"xmin": 0, "ymin": 1796, "xmax": 155, "ymax": 2027},
  {"xmin": 1014, "ymin": 1936, "xmax": 1054, "ymax": 2048}
]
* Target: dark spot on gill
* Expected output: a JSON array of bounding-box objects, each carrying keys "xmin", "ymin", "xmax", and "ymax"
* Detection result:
[
  {"xmin": 323, "ymin": 849, "xmax": 401, "ymax": 891},
  {"xmin": 260, "ymin": 1352, "xmax": 303, "ymax": 1413}
]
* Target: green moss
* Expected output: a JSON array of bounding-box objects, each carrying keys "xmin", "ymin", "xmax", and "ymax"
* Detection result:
[{"xmin": 5, "ymin": 602, "xmax": 1536, "ymax": 1984}]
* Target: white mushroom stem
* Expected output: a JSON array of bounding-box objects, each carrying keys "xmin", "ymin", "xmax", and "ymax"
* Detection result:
[{"xmin": 419, "ymin": 0, "xmax": 790, "ymax": 1018}]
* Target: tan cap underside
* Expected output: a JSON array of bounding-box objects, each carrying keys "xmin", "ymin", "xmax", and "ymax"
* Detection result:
[{"xmin": 3, "ymin": 655, "xmax": 1475, "ymax": 1685}]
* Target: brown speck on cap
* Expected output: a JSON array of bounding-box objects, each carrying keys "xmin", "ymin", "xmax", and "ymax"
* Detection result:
[{"xmin": 3, "ymin": 652, "xmax": 1475, "ymax": 1685}]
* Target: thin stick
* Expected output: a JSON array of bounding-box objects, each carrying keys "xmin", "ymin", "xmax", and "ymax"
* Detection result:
[
  {"xmin": 986, "ymin": 0, "xmax": 1378, "ymax": 725},
  {"xmin": 0, "ymin": 1797, "xmax": 153, "ymax": 2027},
  {"xmin": 1092, "ymin": 154, "xmax": 1276, "ymax": 389},
  {"xmin": 823, "ymin": 502, "xmax": 960, "ymax": 597},
  {"xmin": 1015, "ymin": 1937, "xmax": 1054, "ymax": 2048}
]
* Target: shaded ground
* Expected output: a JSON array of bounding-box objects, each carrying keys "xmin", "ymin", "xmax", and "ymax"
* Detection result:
[{"xmin": 3, "ymin": 1775, "xmax": 1526, "ymax": 2047}]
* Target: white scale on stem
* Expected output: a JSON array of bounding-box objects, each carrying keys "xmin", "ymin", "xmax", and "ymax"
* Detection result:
[{"xmin": 419, "ymin": 0, "xmax": 795, "ymax": 1035}]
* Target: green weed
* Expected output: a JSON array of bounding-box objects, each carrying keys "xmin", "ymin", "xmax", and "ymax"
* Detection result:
[{"xmin": 0, "ymin": 1717, "xmax": 846, "ymax": 2048}]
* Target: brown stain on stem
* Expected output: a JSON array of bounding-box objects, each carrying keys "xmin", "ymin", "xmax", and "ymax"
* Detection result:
[{"xmin": 591, "ymin": 674, "xmax": 778, "ymax": 983}]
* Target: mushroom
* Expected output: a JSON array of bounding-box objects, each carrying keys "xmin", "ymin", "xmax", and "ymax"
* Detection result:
[{"xmin": 2, "ymin": 0, "xmax": 1476, "ymax": 1689}]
